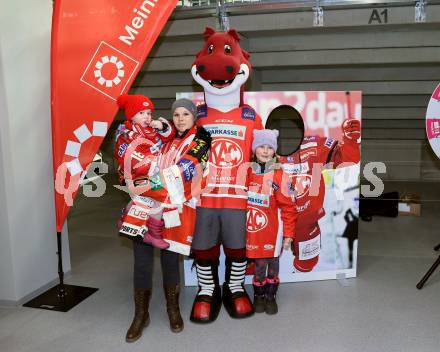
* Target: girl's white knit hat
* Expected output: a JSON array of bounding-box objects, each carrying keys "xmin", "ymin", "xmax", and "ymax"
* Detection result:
[{"xmin": 252, "ymin": 129, "xmax": 279, "ymax": 153}]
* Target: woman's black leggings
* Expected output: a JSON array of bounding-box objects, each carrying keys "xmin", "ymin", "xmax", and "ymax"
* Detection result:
[{"xmin": 133, "ymin": 240, "xmax": 180, "ymax": 289}]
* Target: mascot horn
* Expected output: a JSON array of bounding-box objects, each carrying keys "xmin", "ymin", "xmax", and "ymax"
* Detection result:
[{"xmin": 189, "ymin": 27, "xmax": 263, "ymax": 323}]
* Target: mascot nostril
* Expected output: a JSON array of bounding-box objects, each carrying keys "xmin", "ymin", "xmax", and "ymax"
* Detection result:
[
  {"xmin": 197, "ymin": 65, "xmax": 205, "ymax": 73},
  {"xmin": 226, "ymin": 66, "xmax": 234, "ymax": 74}
]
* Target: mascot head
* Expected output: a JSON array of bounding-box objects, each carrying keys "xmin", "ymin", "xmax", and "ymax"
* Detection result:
[{"xmin": 191, "ymin": 27, "xmax": 251, "ymax": 99}]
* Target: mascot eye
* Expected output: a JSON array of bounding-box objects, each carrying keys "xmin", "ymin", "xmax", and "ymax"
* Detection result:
[
  {"xmin": 208, "ymin": 44, "xmax": 214, "ymax": 54},
  {"xmin": 224, "ymin": 45, "xmax": 232, "ymax": 54}
]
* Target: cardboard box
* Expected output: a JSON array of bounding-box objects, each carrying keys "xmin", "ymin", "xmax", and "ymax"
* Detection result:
[{"xmin": 398, "ymin": 193, "xmax": 421, "ymax": 216}]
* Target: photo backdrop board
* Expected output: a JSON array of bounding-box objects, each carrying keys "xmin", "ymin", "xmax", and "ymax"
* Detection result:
[{"xmin": 178, "ymin": 91, "xmax": 362, "ymax": 285}]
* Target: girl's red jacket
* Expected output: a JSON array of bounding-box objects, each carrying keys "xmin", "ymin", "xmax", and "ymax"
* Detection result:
[{"xmin": 246, "ymin": 164, "xmax": 297, "ymax": 259}]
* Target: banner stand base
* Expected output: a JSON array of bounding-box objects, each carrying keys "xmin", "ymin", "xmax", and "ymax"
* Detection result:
[{"xmin": 23, "ymin": 284, "xmax": 98, "ymax": 312}]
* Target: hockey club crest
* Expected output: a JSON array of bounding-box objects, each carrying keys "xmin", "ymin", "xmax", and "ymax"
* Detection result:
[
  {"xmin": 210, "ymin": 138, "xmax": 243, "ymax": 168},
  {"xmin": 246, "ymin": 206, "xmax": 268, "ymax": 233},
  {"xmin": 290, "ymin": 174, "xmax": 312, "ymax": 199}
]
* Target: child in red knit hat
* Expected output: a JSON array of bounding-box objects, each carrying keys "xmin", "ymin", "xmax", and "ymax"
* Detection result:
[{"xmin": 115, "ymin": 94, "xmax": 175, "ymax": 249}]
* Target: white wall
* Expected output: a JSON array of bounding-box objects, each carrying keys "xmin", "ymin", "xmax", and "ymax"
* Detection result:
[
  {"xmin": 0, "ymin": 1, "xmax": 71, "ymax": 304},
  {"xmin": 0, "ymin": 65, "xmax": 15, "ymax": 300}
]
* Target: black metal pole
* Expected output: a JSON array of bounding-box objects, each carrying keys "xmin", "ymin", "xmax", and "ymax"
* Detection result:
[
  {"xmin": 56, "ymin": 231, "xmax": 66, "ymax": 298},
  {"xmin": 416, "ymin": 243, "xmax": 440, "ymax": 290}
]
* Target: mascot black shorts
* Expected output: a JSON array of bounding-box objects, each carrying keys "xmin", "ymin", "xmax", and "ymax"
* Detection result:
[{"xmin": 191, "ymin": 207, "xmax": 246, "ymax": 250}]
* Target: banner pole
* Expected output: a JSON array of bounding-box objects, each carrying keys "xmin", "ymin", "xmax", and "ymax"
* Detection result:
[{"xmin": 56, "ymin": 231, "xmax": 66, "ymax": 298}]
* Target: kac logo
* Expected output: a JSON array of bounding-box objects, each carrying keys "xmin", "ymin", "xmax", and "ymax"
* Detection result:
[
  {"xmin": 290, "ymin": 174, "xmax": 312, "ymax": 199},
  {"xmin": 246, "ymin": 206, "xmax": 268, "ymax": 233},
  {"xmin": 211, "ymin": 138, "xmax": 243, "ymax": 169}
]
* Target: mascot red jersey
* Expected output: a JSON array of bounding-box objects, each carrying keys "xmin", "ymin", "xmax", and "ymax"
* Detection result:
[{"xmin": 190, "ymin": 27, "xmax": 263, "ymax": 323}]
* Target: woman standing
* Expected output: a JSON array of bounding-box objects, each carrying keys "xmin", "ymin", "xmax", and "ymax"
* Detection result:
[{"xmin": 121, "ymin": 98, "xmax": 210, "ymax": 342}]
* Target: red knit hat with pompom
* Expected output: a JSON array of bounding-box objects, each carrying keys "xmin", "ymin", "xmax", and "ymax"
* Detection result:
[{"xmin": 117, "ymin": 94, "xmax": 154, "ymax": 120}]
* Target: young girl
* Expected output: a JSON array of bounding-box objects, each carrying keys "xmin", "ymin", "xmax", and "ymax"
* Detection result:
[
  {"xmin": 114, "ymin": 94, "xmax": 174, "ymax": 183},
  {"xmin": 115, "ymin": 94, "xmax": 174, "ymax": 249},
  {"xmin": 246, "ymin": 129, "xmax": 297, "ymax": 314}
]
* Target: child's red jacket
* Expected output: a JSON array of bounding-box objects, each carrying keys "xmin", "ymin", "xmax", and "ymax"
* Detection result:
[{"xmin": 246, "ymin": 162, "xmax": 297, "ymax": 259}]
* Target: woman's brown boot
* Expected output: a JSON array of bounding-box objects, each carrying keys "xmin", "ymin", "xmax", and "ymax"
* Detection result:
[
  {"xmin": 164, "ymin": 285, "xmax": 184, "ymax": 333},
  {"xmin": 126, "ymin": 288, "xmax": 151, "ymax": 343}
]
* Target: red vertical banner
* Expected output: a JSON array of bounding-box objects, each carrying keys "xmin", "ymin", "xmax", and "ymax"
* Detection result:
[{"xmin": 51, "ymin": 0, "xmax": 177, "ymax": 231}]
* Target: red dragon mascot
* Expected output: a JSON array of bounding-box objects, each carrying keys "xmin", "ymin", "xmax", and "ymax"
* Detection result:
[{"xmin": 189, "ymin": 27, "xmax": 264, "ymax": 323}]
